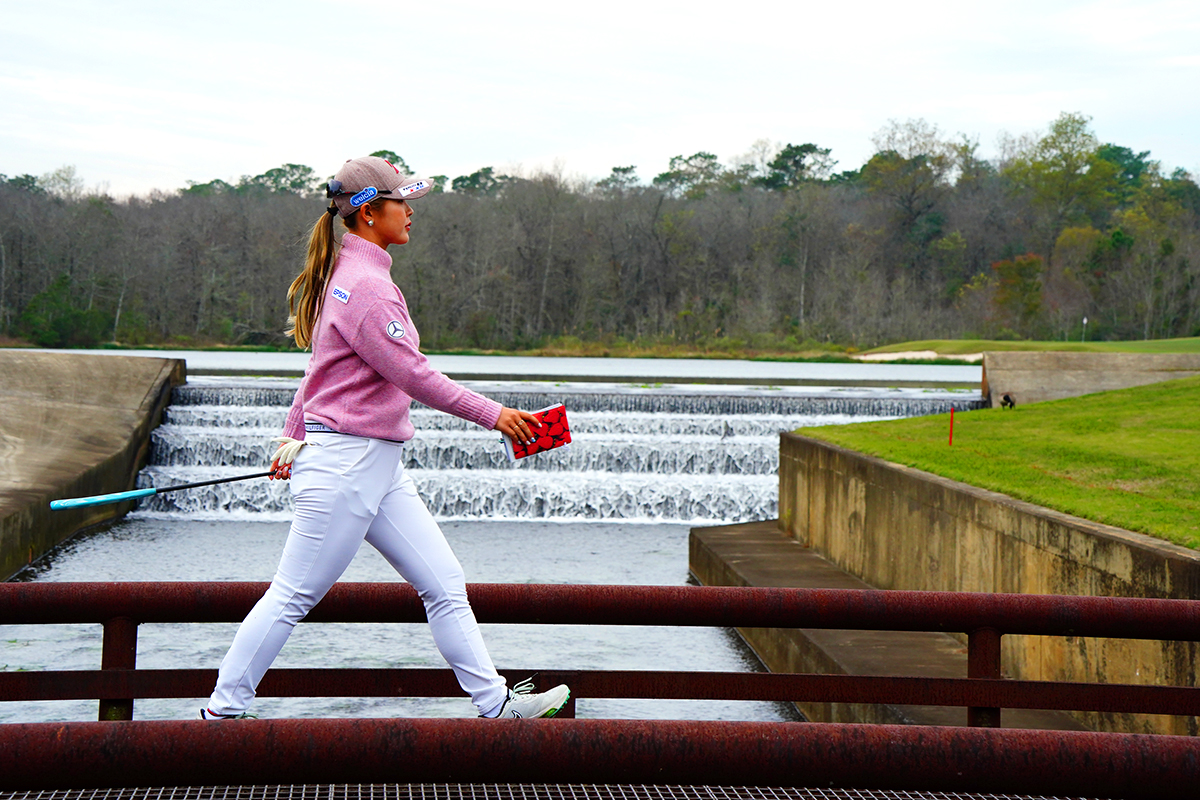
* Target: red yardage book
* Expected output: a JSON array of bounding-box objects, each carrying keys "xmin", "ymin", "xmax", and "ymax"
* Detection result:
[{"xmin": 502, "ymin": 404, "xmax": 572, "ymax": 462}]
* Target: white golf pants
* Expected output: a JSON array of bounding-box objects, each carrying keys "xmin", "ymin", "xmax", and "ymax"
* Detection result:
[{"xmin": 206, "ymin": 431, "xmax": 508, "ymax": 716}]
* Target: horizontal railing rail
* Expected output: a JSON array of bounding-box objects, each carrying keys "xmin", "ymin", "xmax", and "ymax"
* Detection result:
[
  {"xmin": 2, "ymin": 717, "xmax": 1199, "ymax": 798},
  {"xmin": 2, "ymin": 581, "xmax": 1199, "ymax": 727},
  {"xmin": 5, "ymin": 581, "xmax": 1200, "ymax": 637},
  {"xmin": 4, "ymin": 667, "xmax": 1199, "ymax": 716}
]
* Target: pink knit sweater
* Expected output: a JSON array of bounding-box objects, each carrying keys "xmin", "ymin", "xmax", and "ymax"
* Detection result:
[{"xmin": 282, "ymin": 234, "xmax": 502, "ymax": 442}]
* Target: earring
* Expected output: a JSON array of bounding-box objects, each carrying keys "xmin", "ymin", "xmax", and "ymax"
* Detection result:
[{"xmin": 367, "ymin": 220, "xmax": 374, "ymax": 227}]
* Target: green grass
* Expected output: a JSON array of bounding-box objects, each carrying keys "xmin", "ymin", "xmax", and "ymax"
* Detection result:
[
  {"xmin": 863, "ymin": 337, "xmax": 1200, "ymax": 356},
  {"xmin": 802, "ymin": 376, "xmax": 1200, "ymax": 550}
]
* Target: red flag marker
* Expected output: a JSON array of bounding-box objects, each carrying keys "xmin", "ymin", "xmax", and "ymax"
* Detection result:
[{"xmin": 949, "ymin": 408, "xmax": 955, "ymax": 446}]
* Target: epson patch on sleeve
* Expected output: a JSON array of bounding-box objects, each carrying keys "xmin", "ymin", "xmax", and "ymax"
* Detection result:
[
  {"xmin": 386, "ymin": 320, "xmax": 406, "ymax": 340},
  {"xmin": 331, "ymin": 286, "xmax": 351, "ymax": 304}
]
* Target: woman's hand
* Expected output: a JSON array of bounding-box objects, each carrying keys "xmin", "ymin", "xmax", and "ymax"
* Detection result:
[
  {"xmin": 494, "ymin": 407, "xmax": 542, "ymax": 446},
  {"xmin": 269, "ymin": 436, "xmax": 307, "ymax": 480}
]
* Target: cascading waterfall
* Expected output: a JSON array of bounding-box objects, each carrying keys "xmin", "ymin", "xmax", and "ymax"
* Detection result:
[{"xmin": 136, "ymin": 378, "xmax": 985, "ymax": 524}]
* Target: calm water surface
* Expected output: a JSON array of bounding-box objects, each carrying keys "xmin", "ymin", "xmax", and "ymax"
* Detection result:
[{"xmin": 36, "ymin": 349, "xmax": 982, "ymax": 385}]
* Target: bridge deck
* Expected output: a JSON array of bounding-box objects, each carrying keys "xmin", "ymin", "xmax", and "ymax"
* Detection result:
[{"xmin": 0, "ymin": 785, "xmax": 1098, "ymax": 800}]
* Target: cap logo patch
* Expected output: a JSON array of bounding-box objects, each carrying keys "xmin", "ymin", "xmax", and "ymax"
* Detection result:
[
  {"xmin": 331, "ymin": 286, "xmax": 350, "ymax": 304},
  {"xmin": 350, "ymin": 186, "xmax": 378, "ymax": 207},
  {"xmin": 386, "ymin": 320, "xmax": 406, "ymax": 339},
  {"xmin": 398, "ymin": 180, "xmax": 428, "ymax": 198}
]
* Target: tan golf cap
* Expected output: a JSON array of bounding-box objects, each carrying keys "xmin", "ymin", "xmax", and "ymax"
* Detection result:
[{"xmin": 327, "ymin": 156, "xmax": 434, "ymax": 217}]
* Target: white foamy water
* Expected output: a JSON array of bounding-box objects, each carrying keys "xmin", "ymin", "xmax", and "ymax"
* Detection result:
[{"xmin": 132, "ymin": 379, "xmax": 979, "ymax": 524}]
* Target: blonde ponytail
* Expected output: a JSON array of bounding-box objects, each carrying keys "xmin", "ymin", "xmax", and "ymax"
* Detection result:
[{"xmin": 286, "ymin": 209, "xmax": 338, "ymax": 349}]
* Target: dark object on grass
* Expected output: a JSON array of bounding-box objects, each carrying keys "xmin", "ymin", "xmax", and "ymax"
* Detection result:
[{"xmin": 1001, "ymin": 394, "xmax": 1016, "ymax": 409}]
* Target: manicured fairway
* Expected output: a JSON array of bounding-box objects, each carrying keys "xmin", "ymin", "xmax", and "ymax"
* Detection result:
[
  {"xmin": 863, "ymin": 337, "xmax": 1200, "ymax": 356},
  {"xmin": 802, "ymin": 376, "xmax": 1200, "ymax": 549}
]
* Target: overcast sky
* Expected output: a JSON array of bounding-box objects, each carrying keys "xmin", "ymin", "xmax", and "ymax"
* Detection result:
[{"xmin": 3, "ymin": 0, "xmax": 1198, "ymax": 197}]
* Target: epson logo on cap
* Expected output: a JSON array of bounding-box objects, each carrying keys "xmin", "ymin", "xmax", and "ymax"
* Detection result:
[
  {"xmin": 350, "ymin": 186, "xmax": 378, "ymax": 207},
  {"xmin": 398, "ymin": 181, "xmax": 428, "ymax": 198}
]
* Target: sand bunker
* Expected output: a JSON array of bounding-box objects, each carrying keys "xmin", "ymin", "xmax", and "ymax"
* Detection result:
[{"xmin": 854, "ymin": 350, "xmax": 983, "ymax": 363}]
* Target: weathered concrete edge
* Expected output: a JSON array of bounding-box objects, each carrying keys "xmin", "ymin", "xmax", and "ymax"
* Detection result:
[
  {"xmin": 778, "ymin": 431, "xmax": 1200, "ymax": 736},
  {"xmin": 778, "ymin": 431, "xmax": 1200, "ymax": 587},
  {"xmin": 982, "ymin": 351, "xmax": 1200, "ymax": 407},
  {"xmin": 688, "ymin": 520, "xmax": 958, "ymax": 726},
  {"xmin": 689, "ymin": 520, "xmax": 1085, "ymax": 730},
  {"xmin": 0, "ymin": 359, "xmax": 185, "ymax": 580}
]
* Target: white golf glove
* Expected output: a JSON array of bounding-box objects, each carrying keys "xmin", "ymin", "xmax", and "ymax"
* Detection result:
[{"xmin": 269, "ymin": 436, "xmax": 308, "ymax": 480}]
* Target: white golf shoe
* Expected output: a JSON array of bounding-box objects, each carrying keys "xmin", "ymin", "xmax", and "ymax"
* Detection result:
[
  {"xmin": 199, "ymin": 707, "xmax": 257, "ymax": 720},
  {"xmin": 486, "ymin": 677, "xmax": 570, "ymax": 719}
]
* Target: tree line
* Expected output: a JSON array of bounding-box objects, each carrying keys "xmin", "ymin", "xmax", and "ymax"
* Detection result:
[{"xmin": 2, "ymin": 115, "xmax": 1198, "ymax": 351}]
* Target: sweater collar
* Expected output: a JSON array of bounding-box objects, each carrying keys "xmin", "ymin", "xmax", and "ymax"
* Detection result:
[{"xmin": 339, "ymin": 233, "xmax": 393, "ymax": 270}]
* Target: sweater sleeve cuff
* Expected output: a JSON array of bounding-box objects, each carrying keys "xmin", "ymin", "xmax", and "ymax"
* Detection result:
[
  {"xmin": 455, "ymin": 390, "xmax": 503, "ymax": 431},
  {"xmin": 282, "ymin": 390, "xmax": 306, "ymax": 441}
]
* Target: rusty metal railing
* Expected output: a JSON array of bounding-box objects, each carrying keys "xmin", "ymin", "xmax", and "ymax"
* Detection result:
[
  {"xmin": 2, "ymin": 581, "xmax": 1199, "ymax": 726},
  {"xmin": 3, "ymin": 716, "xmax": 1200, "ymax": 798}
]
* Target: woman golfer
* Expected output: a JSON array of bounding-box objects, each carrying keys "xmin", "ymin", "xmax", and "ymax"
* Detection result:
[{"xmin": 201, "ymin": 156, "xmax": 569, "ymax": 720}]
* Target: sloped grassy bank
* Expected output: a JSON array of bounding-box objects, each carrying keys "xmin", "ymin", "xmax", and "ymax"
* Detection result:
[
  {"xmin": 782, "ymin": 378, "xmax": 1200, "ymax": 735},
  {"xmin": 800, "ymin": 375, "xmax": 1200, "ymax": 550}
]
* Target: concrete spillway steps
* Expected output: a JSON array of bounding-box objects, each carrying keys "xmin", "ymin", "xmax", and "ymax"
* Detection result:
[{"xmin": 136, "ymin": 382, "xmax": 976, "ymax": 524}]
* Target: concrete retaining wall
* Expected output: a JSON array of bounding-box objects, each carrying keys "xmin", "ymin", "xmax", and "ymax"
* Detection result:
[
  {"xmin": 689, "ymin": 520, "xmax": 1084, "ymax": 730},
  {"xmin": 982, "ymin": 351, "xmax": 1200, "ymax": 407},
  {"xmin": 0, "ymin": 351, "xmax": 185, "ymax": 580},
  {"xmin": 779, "ymin": 431, "xmax": 1200, "ymax": 736}
]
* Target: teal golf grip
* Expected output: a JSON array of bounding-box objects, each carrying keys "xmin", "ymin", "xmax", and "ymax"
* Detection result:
[{"xmin": 50, "ymin": 488, "xmax": 157, "ymax": 510}]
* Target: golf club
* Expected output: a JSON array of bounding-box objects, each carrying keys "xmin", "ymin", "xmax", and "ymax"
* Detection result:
[{"xmin": 50, "ymin": 471, "xmax": 275, "ymax": 511}]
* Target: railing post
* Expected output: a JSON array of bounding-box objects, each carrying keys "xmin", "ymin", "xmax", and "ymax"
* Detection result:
[
  {"xmin": 99, "ymin": 617, "xmax": 138, "ymax": 721},
  {"xmin": 967, "ymin": 626, "xmax": 1002, "ymax": 728}
]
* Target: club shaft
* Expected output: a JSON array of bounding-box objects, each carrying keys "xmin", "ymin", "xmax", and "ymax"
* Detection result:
[{"xmin": 154, "ymin": 471, "xmax": 274, "ymax": 494}]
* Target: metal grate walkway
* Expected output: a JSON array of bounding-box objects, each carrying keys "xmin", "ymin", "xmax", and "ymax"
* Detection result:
[{"xmin": 0, "ymin": 785, "xmax": 1099, "ymax": 800}]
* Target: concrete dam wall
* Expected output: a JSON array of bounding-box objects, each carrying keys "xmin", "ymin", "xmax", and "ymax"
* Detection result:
[
  {"xmin": 0, "ymin": 351, "xmax": 184, "ymax": 580},
  {"xmin": 982, "ymin": 351, "xmax": 1200, "ymax": 407},
  {"xmin": 778, "ymin": 431, "xmax": 1200, "ymax": 735}
]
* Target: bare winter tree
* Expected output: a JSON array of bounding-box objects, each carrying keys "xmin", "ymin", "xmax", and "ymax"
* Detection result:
[{"xmin": 2, "ymin": 122, "xmax": 1197, "ymax": 351}]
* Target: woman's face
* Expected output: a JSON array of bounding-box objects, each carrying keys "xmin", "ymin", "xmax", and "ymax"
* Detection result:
[{"xmin": 362, "ymin": 199, "xmax": 413, "ymax": 247}]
